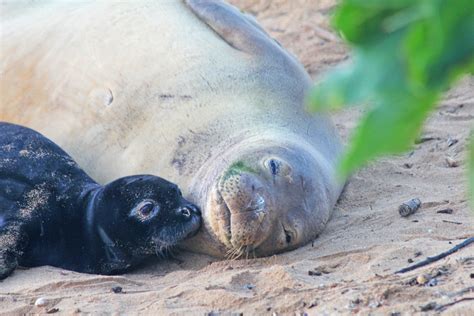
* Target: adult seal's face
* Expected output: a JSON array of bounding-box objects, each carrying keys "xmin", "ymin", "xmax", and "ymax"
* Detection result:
[
  {"xmin": 92, "ymin": 175, "xmax": 201, "ymax": 256},
  {"xmin": 187, "ymin": 133, "xmax": 335, "ymax": 258}
]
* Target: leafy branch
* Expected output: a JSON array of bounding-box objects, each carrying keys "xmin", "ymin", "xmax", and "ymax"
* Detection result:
[{"xmin": 308, "ymin": 0, "xmax": 474, "ymax": 194}]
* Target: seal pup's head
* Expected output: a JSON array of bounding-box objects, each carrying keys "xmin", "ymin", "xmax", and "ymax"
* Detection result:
[
  {"xmin": 88, "ymin": 175, "xmax": 201, "ymax": 260},
  {"xmin": 188, "ymin": 131, "xmax": 338, "ymax": 259}
]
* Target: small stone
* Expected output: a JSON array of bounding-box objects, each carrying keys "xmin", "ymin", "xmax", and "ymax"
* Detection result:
[
  {"xmin": 244, "ymin": 283, "xmax": 255, "ymax": 290},
  {"xmin": 406, "ymin": 277, "xmax": 418, "ymax": 286},
  {"xmin": 416, "ymin": 274, "xmax": 430, "ymax": 285},
  {"xmin": 445, "ymin": 157, "xmax": 459, "ymax": 167},
  {"xmin": 437, "ymin": 208, "xmax": 453, "ymax": 214},
  {"xmin": 46, "ymin": 307, "xmax": 59, "ymax": 314},
  {"xmin": 308, "ymin": 270, "xmax": 322, "ymax": 276},
  {"xmin": 308, "ymin": 301, "xmax": 318, "ymax": 308},
  {"xmin": 368, "ymin": 300, "xmax": 381, "ymax": 308},
  {"xmin": 407, "ymin": 258, "xmax": 414, "ymax": 263},
  {"xmin": 470, "ymin": 273, "xmax": 474, "ymax": 279},
  {"xmin": 427, "ymin": 278, "xmax": 438, "ymax": 287},
  {"xmin": 403, "ymin": 162, "xmax": 413, "ymax": 169},
  {"xmin": 111, "ymin": 286, "xmax": 123, "ymax": 294},
  {"xmin": 447, "ymin": 137, "xmax": 458, "ymax": 147},
  {"xmin": 420, "ymin": 302, "xmax": 438, "ymax": 311},
  {"xmin": 35, "ymin": 297, "xmax": 48, "ymax": 307}
]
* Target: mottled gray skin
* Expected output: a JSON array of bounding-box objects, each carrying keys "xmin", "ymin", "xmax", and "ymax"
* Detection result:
[{"xmin": 0, "ymin": 0, "xmax": 344, "ymax": 258}]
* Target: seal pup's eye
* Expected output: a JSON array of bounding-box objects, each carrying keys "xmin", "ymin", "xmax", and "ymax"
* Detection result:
[{"xmin": 130, "ymin": 199, "xmax": 160, "ymax": 221}]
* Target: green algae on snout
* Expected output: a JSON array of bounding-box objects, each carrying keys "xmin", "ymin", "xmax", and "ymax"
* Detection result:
[{"xmin": 221, "ymin": 161, "xmax": 258, "ymax": 181}]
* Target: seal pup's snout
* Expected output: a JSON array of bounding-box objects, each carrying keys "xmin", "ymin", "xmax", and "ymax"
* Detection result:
[
  {"xmin": 176, "ymin": 200, "xmax": 202, "ymax": 239},
  {"xmin": 181, "ymin": 204, "xmax": 201, "ymax": 217}
]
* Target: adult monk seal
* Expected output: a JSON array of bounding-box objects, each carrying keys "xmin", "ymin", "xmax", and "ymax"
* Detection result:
[
  {"xmin": 0, "ymin": 122, "xmax": 201, "ymax": 279},
  {"xmin": 0, "ymin": 0, "xmax": 344, "ymax": 258}
]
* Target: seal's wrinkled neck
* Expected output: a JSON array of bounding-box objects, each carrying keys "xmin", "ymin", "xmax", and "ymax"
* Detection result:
[{"xmin": 80, "ymin": 184, "xmax": 102, "ymax": 236}]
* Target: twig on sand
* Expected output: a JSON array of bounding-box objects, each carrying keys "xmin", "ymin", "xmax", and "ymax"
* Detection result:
[
  {"xmin": 435, "ymin": 297, "xmax": 474, "ymax": 312},
  {"xmin": 395, "ymin": 237, "xmax": 474, "ymax": 274},
  {"xmin": 449, "ymin": 286, "xmax": 474, "ymax": 297}
]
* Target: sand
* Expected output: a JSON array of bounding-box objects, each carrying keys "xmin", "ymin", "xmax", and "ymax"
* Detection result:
[{"xmin": 1, "ymin": 0, "xmax": 473, "ymax": 315}]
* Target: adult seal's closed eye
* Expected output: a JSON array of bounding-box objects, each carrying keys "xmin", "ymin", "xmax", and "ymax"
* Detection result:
[
  {"xmin": 0, "ymin": 122, "xmax": 201, "ymax": 280},
  {"xmin": 0, "ymin": 0, "xmax": 344, "ymax": 258}
]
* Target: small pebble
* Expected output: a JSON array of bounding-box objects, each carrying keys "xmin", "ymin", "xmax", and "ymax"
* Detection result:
[
  {"xmin": 427, "ymin": 278, "xmax": 438, "ymax": 287},
  {"xmin": 46, "ymin": 307, "xmax": 59, "ymax": 314},
  {"xmin": 420, "ymin": 302, "xmax": 438, "ymax": 311},
  {"xmin": 437, "ymin": 208, "xmax": 453, "ymax": 214},
  {"xmin": 416, "ymin": 274, "xmax": 430, "ymax": 285},
  {"xmin": 308, "ymin": 270, "xmax": 322, "ymax": 276},
  {"xmin": 35, "ymin": 297, "xmax": 48, "ymax": 307},
  {"xmin": 111, "ymin": 286, "xmax": 123, "ymax": 294},
  {"xmin": 445, "ymin": 157, "xmax": 459, "ymax": 167},
  {"xmin": 244, "ymin": 283, "xmax": 255, "ymax": 290},
  {"xmin": 447, "ymin": 137, "xmax": 458, "ymax": 147},
  {"xmin": 368, "ymin": 300, "xmax": 381, "ymax": 308}
]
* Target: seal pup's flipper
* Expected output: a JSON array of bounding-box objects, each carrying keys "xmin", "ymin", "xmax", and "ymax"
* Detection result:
[
  {"xmin": 184, "ymin": 0, "xmax": 281, "ymax": 56},
  {"xmin": 0, "ymin": 222, "xmax": 28, "ymax": 280}
]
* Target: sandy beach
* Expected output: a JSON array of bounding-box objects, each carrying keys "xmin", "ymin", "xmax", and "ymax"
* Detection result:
[{"xmin": 1, "ymin": 1, "xmax": 473, "ymax": 314}]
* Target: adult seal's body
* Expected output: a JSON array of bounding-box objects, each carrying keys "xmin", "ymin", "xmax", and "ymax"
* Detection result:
[
  {"xmin": 0, "ymin": 1, "xmax": 344, "ymax": 258},
  {"xmin": 0, "ymin": 122, "xmax": 201, "ymax": 279}
]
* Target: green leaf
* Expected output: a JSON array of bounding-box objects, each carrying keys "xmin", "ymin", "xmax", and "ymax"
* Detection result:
[
  {"xmin": 308, "ymin": 0, "xmax": 474, "ymax": 179},
  {"xmin": 339, "ymin": 91, "xmax": 437, "ymax": 176}
]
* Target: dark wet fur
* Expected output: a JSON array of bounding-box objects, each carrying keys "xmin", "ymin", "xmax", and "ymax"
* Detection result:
[{"xmin": 0, "ymin": 122, "xmax": 201, "ymax": 279}]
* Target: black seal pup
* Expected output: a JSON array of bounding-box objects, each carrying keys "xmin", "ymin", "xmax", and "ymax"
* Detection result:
[{"xmin": 0, "ymin": 122, "xmax": 201, "ymax": 279}]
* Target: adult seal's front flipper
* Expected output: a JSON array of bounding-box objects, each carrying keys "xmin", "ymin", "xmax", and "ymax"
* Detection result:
[{"xmin": 184, "ymin": 0, "xmax": 281, "ymax": 56}]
